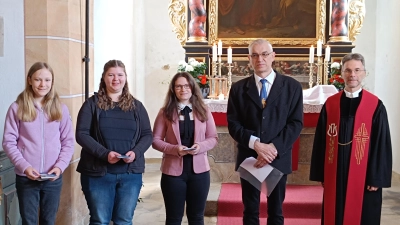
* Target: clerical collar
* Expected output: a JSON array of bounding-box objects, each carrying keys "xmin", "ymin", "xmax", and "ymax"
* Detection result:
[
  {"xmin": 178, "ymin": 103, "xmax": 192, "ymax": 111},
  {"xmin": 344, "ymin": 88, "xmax": 362, "ymax": 98},
  {"xmin": 254, "ymin": 70, "xmax": 276, "ymax": 85}
]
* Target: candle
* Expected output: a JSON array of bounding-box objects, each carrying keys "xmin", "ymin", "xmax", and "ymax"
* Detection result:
[
  {"xmin": 309, "ymin": 45, "xmax": 314, "ymax": 63},
  {"xmin": 218, "ymin": 93, "xmax": 224, "ymax": 100},
  {"xmin": 317, "ymin": 40, "xmax": 322, "ymax": 56},
  {"xmin": 212, "ymin": 43, "xmax": 217, "ymax": 62},
  {"xmin": 227, "ymin": 47, "xmax": 232, "ymax": 63},
  {"xmin": 218, "ymin": 40, "xmax": 222, "ymax": 56},
  {"xmin": 324, "ymin": 46, "xmax": 331, "ymax": 62}
]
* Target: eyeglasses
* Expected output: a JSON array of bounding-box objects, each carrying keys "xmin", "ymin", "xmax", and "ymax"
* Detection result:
[
  {"xmin": 342, "ymin": 69, "xmax": 366, "ymax": 75},
  {"xmin": 249, "ymin": 52, "xmax": 273, "ymax": 59},
  {"xmin": 174, "ymin": 84, "xmax": 190, "ymax": 90}
]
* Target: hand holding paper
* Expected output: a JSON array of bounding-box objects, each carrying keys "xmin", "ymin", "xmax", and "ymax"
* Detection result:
[{"xmin": 237, "ymin": 157, "xmax": 284, "ymax": 197}]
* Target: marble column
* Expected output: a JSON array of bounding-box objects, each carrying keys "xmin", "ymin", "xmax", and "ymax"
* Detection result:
[
  {"xmin": 24, "ymin": 0, "xmax": 94, "ymax": 224},
  {"xmin": 187, "ymin": 0, "xmax": 207, "ymax": 42},
  {"xmin": 329, "ymin": 0, "xmax": 350, "ymax": 42}
]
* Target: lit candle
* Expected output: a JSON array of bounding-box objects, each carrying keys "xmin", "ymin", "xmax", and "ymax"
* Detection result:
[
  {"xmin": 317, "ymin": 40, "xmax": 322, "ymax": 56},
  {"xmin": 227, "ymin": 46, "xmax": 232, "ymax": 63},
  {"xmin": 324, "ymin": 46, "xmax": 331, "ymax": 62},
  {"xmin": 218, "ymin": 40, "xmax": 222, "ymax": 56},
  {"xmin": 309, "ymin": 45, "xmax": 314, "ymax": 63},
  {"xmin": 212, "ymin": 43, "xmax": 217, "ymax": 62}
]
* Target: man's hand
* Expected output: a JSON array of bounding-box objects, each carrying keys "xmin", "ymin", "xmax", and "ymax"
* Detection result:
[
  {"xmin": 254, "ymin": 140, "xmax": 278, "ymax": 163},
  {"xmin": 367, "ymin": 185, "xmax": 378, "ymax": 191},
  {"xmin": 254, "ymin": 155, "xmax": 268, "ymax": 168}
]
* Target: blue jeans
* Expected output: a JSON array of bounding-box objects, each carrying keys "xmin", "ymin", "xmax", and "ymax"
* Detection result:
[
  {"xmin": 16, "ymin": 175, "xmax": 63, "ymax": 225},
  {"xmin": 81, "ymin": 173, "xmax": 143, "ymax": 225}
]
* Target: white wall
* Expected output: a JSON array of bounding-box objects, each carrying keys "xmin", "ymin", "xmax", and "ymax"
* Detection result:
[
  {"xmin": 94, "ymin": 0, "xmax": 185, "ymax": 158},
  {"xmin": 0, "ymin": 0, "xmax": 25, "ymax": 145},
  {"xmin": 354, "ymin": 0, "xmax": 400, "ymax": 173},
  {"xmin": 93, "ymin": 0, "xmax": 135, "ymax": 95}
]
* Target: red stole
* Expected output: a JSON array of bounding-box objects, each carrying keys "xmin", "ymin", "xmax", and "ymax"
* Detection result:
[{"xmin": 324, "ymin": 90, "xmax": 378, "ymax": 225}]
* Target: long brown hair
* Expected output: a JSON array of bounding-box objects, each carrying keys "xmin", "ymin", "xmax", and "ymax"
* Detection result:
[
  {"xmin": 16, "ymin": 62, "xmax": 62, "ymax": 122},
  {"xmin": 162, "ymin": 72, "xmax": 208, "ymax": 122},
  {"xmin": 97, "ymin": 60, "xmax": 135, "ymax": 111}
]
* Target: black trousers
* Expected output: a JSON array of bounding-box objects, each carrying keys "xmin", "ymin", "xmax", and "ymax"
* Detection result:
[
  {"xmin": 241, "ymin": 174, "xmax": 287, "ymax": 225},
  {"xmin": 161, "ymin": 156, "xmax": 210, "ymax": 225}
]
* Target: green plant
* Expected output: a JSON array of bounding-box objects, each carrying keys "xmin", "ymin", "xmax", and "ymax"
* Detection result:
[{"xmin": 177, "ymin": 58, "xmax": 209, "ymax": 88}]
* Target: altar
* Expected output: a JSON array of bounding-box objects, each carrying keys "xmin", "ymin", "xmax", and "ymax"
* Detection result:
[
  {"xmin": 205, "ymin": 85, "xmax": 338, "ymax": 184},
  {"xmin": 166, "ymin": 0, "xmax": 365, "ymax": 184}
]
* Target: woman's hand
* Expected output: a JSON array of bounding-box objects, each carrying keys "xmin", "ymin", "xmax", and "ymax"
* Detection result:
[
  {"xmin": 185, "ymin": 143, "xmax": 200, "ymax": 155},
  {"xmin": 123, "ymin": 151, "xmax": 136, "ymax": 163},
  {"xmin": 47, "ymin": 167, "xmax": 61, "ymax": 181},
  {"xmin": 177, "ymin": 146, "xmax": 188, "ymax": 157},
  {"xmin": 108, "ymin": 151, "xmax": 121, "ymax": 164},
  {"xmin": 24, "ymin": 166, "xmax": 40, "ymax": 180}
]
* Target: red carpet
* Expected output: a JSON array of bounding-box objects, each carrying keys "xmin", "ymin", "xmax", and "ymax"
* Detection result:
[{"xmin": 217, "ymin": 183, "xmax": 323, "ymax": 225}]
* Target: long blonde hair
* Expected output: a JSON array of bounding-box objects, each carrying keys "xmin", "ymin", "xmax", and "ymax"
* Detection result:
[{"xmin": 16, "ymin": 62, "xmax": 62, "ymax": 122}]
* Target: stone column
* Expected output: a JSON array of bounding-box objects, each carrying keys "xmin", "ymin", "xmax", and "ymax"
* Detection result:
[
  {"xmin": 24, "ymin": 0, "xmax": 93, "ymax": 224},
  {"xmin": 329, "ymin": 0, "xmax": 350, "ymax": 42},
  {"xmin": 187, "ymin": 0, "xmax": 207, "ymax": 42}
]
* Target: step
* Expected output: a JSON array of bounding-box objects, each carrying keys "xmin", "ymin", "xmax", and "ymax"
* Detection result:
[
  {"xmin": 206, "ymin": 183, "xmax": 323, "ymax": 219},
  {"xmin": 216, "ymin": 217, "xmax": 321, "ymax": 225}
]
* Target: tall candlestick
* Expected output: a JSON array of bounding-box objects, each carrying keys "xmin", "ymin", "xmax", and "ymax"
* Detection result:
[
  {"xmin": 317, "ymin": 40, "xmax": 322, "ymax": 56},
  {"xmin": 324, "ymin": 46, "xmax": 331, "ymax": 62},
  {"xmin": 309, "ymin": 45, "xmax": 314, "ymax": 63},
  {"xmin": 227, "ymin": 47, "xmax": 232, "ymax": 63},
  {"xmin": 218, "ymin": 40, "xmax": 222, "ymax": 56},
  {"xmin": 212, "ymin": 44, "xmax": 217, "ymax": 62}
]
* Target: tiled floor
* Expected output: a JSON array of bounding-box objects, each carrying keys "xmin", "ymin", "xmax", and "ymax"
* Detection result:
[{"xmin": 133, "ymin": 160, "xmax": 400, "ymax": 225}]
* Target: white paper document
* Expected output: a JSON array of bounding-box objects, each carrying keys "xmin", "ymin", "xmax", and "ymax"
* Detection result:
[
  {"xmin": 238, "ymin": 157, "xmax": 284, "ymax": 197},
  {"xmin": 239, "ymin": 157, "xmax": 274, "ymax": 182}
]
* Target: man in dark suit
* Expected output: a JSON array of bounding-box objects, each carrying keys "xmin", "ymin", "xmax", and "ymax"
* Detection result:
[{"xmin": 227, "ymin": 39, "xmax": 303, "ymax": 225}]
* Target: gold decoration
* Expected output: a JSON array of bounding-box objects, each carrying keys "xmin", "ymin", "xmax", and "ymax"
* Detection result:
[
  {"xmin": 208, "ymin": 0, "xmax": 326, "ymax": 46},
  {"xmin": 327, "ymin": 123, "xmax": 338, "ymax": 164},
  {"xmin": 168, "ymin": 0, "xmax": 187, "ymax": 46},
  {"xmin": 348, "ymin": 0, "xmax": 366, "ymax": 42},
  {"xmin": 354, "ymin": 123, "xmax": 369, "ymax": 165},
  {"xmin": 167, "ymin": 0, "xmax": 365, "ymax": 46}
]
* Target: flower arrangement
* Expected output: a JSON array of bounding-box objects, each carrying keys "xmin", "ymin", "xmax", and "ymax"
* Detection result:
[
  {"xmin": 178, "ymin": 58, "xmax": 209, "ymax": 88},
  {"xmin": 328, "ymin": 62, "xmax": 345, "ymax": 90}
]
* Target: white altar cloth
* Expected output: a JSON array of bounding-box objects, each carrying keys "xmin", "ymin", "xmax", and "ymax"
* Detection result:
[{"xmin": 204, "ymin": 85, "xmax": 338, "ymax": 114}]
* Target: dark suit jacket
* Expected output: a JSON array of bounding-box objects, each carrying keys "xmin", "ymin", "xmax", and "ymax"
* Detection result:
[{"xmin": 227, "ymin": 71, "xmax": 303, "ymax": 174}]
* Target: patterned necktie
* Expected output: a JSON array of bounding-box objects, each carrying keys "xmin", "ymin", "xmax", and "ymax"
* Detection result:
[{"xmin": 260, "ymin": 79, "xmax": 267, "ymax": 108}]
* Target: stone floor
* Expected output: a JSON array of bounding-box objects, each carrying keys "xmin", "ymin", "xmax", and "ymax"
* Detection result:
[{"xmin": 133, "ymin": 159, "xmax": 400, "ymax": 225}]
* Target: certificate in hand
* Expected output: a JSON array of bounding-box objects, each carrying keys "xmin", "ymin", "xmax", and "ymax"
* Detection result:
[{"xmin": 237, "ymin": 157, "xmax": 283, "ymax": 197}]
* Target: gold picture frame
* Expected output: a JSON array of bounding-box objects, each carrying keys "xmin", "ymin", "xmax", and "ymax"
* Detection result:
[
  {"xmin": 168, "ymin": 0, "xmax": 365, "ymax": 46},
  {"xmin": 273, "ymin": 57, "xmax": 316, "ymax": 89},
  {"xmin": 208, "ymin": 0, "xmax": 327, "ymax": 46}
]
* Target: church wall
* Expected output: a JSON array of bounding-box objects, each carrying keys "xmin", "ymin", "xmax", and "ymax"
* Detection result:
[
  {"xmin": 0, "ymin": 0, "xmax": 25, "ymax": 141},
  {"xmin": 93, "ymin": 0, "xmax": 185, "ymax": 159},
  {"xmin": 354, "ymin": 0, "xmax": 400, "ymax": 174}
]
